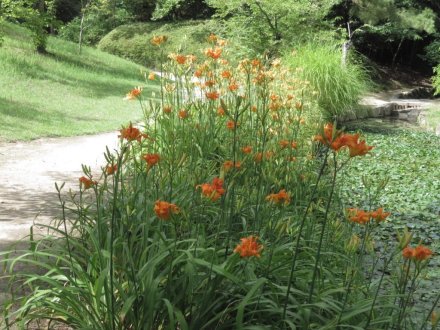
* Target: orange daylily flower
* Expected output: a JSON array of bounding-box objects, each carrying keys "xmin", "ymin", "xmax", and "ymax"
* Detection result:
[
  {"xmin": 314, "ymin": 124, "xmax": 373, "ymax": 157},
  {"xmin": 178, "ymin": 110, "xmax": 189, "ymax": 119},
  {"xmin": 207, "ymin": 33, "xmax": 218, "ymax": 43},
  {"xmin": 346, "ymin": 138, "xmax": 374, "ymax": 157},
  {"xmin": 402, "ymin": 245, "xmax": 433, "ymax": 261},
  {"xmin": 119, "ymin": 123, "xmax": 145, "ymax": 142},
  {"xmin": 314, "ymin": 123, "xmax": 341, "ymax": 148},
  {"xmin": 151, "ymin": 35, "xmax": 168, "ymax": 46},
  {"xmin": 254, "ymin": 152, "xmax": 263, "ymax": 162},
  {"xmin": 217, "ymin": 107, "xmax": 225, "ymax": 116},
  {"xmin": 204, "ymin": 80, "xmax": 216, "ymax": 88},
  {"xmin": 251, "ymin": 59, "xmax": 262, "ymax": 68},
  {"xmin": 347, "ymin": 208, "xmax": 371, "ymax": 225},
  {"xmin": 204, "ymin": 47, "xmax": 222, "ymax": 60},
  {"xmin": 124, "ymin": 87, "xmax": 142, "ymax": 100},
  {"xmin": 154, "ymin": 200, "xmax": 179, "ymax": 220},
  {"xmin": 370, "ymin": 208, "xmax": 390, "ymax": 222},
  {"xmin": 168, "ymin": 53, "xmax": 187, "ymax": 65},
  {"xmin": 226, "ymin": 120, "xmax": 238, "ymax": 130},
  {"xmin": 143, "ymin": 153, "xmax": 160, "ymax": 167},
  {"xmin": 206, "ymin": 91, "xmax": 220, "ymax": 100},
  {"xmin": 163, "ymin": 105, "xmax": 172, "ymax": 114},
  {"xmin": 106, "ymin": 164, "xmax": 118, "ymax": 175},
  {"xmin": 148, "ymin": 72, "xmax": 155, "ymax": 80},
  {"xmin": 221, "ymin": 70, "xmax": 232, "ymax": 79},
  {"xmin": 223, "ymin": 160, "xmax": 241, "ymax": 172},
  {"xmin": 228, "ymin": 82, "xmax": 239, "ymax": 92},
  {"xmin": 414, "ymin": 245, "xmax": 433, "ymax": 260},
  {"xmin": 197, "ymin": 177, "xmax": 225, "ymax": 201},
  {"xmin": 241, "ymin": 146, "xmax": 252, "ymax": 154},
  {"xmin": 279, "ymin": 140, "xmax": 298, "ymax": 149},
  {"xmin": 79, "ymin": 176, "xmax": 96, "ymax": 189},
  {"xmin": 234, "ymin": 236, "xmax": 263, "ymax": 258},
  {"xmin": 266, "ymin": 189, "xmax": 291, "ymax": 205},
  {"xmin": 402, "ymin": 246, "xmax": 416, "ymax": 259}
]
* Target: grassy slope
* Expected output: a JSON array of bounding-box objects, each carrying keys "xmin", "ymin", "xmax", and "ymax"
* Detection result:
[{"xmin": 0, "ymin": 22, "xmax": 159, "ymax": 142}]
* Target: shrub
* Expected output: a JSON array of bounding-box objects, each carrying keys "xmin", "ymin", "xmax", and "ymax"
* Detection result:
[{"xmin": 283, "ymin": 43, "xmax": 372, "ymax": 120}]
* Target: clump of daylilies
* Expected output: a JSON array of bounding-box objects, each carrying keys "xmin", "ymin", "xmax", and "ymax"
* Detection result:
[{"xmin": 66, "ymin": 32, "xmax": 438, "ymax": 330}]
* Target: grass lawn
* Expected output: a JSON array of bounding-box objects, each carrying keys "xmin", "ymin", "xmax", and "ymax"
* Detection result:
[{"xmin": 0, "ymin": 22, "xmax": 159, "ymax": 142}]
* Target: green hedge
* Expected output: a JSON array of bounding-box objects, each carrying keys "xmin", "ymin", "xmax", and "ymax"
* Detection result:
[{"xmin": 98, "ymin": 20, "xmax": 225, "ymax": 69}]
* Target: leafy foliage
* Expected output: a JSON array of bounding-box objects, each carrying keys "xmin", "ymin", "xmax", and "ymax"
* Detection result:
[
  {"xmin": 205, "ymin": 0, "xmax": 341, "ymax": 56},
  {"xmin": 0, "ymin": 0, "xmax": 58, "ymax": 52}
]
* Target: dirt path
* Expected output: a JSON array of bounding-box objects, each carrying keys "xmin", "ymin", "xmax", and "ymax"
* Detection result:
[{"xmin": 0, "ymin": 132, "xmax": 119, "ymax": 243}]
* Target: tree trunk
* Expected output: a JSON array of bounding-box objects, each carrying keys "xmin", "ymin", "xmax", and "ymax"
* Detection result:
[
  {"xmin": 36, "ymin": 0, "xmax": 47, "ymax": 53},
  {"xmin": 392, "ymin": 37, "xmax": 404, "ymax": 69},
  {"xmin": 79, "ymin": 11, "xmax": 85, "ymax": 54},
  {"xmin": 341, "ymin": 21, "xmax": 352, "ymax": 67}
]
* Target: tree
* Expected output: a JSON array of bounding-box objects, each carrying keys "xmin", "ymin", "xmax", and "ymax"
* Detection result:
[
  {"xmin": 205, "ymin": 0, "xmax": 340, "ymax": 56},
  {"xmin": 338, "ymin": 0, "xmax": 437, "ymax": 66},
  {"xmin": 78, "ymin": 0, "xmax": 93, "ymax": 54},
  {"xmin": 1, "ymin": 0, "xmax": 58, "ymax": 52}
]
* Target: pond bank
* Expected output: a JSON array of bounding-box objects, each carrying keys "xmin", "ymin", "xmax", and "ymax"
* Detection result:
[{"xmin": 345, "ymin": 88, "xmax": 440, "ymax": 135}]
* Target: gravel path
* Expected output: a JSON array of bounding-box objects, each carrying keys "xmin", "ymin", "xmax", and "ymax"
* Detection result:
[{"xmin": 0, "ymin": 132, "xmax": 119, "ymax": 243}]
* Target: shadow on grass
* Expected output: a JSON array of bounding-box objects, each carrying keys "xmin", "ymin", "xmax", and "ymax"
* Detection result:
[
  {"xmin": 0, "ymin": 98, "xmax": 105, "ymax": 127},
  {"xmin": 1, "ymin": 51, "xmax": 159, "ymax": 100}
]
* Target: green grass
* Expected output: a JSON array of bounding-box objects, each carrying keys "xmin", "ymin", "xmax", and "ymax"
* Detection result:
[
  {"xmin": 0, "ymin": 22, "xmax": 159, "ymax": 142},
  {"xmin": 283, "ymin": 43, "xmax": 372, "ymax": 120}
]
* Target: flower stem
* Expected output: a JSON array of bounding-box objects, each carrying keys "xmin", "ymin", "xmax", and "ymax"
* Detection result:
[
  {"xmin": 308, "ymin": 152, "xmax": 338, "ymax": 303},
  {"xmin": 282, "ymin": 150, "xmax": 329, "ymax": 320}
]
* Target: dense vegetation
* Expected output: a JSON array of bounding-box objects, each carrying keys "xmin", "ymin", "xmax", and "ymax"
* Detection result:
[
  {"xmin": 0, "ymin": 0, "xmax": 439, "ymax": 329},
  {"xmin": 2, "ymin": 37, "xmax": 439, "ymax": 329}
]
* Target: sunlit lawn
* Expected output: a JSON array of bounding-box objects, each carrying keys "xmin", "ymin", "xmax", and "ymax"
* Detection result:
[{"xmin": 0, "ymin": 22, "xmax": 159, "ymax": 142}]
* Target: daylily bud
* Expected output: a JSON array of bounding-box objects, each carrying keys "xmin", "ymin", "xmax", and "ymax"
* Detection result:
[
  {"xmin": 397, "ymin": 228, "xmax": 413, "ymax": 250},
  {"xmin": 346, "ymin": 234, "xmax": 361, "ymax": 253}
]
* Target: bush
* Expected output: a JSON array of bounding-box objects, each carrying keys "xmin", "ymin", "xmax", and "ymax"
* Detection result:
[
  {"xmin": 283, "ymin": 43, "xmax": 372, "ymax": 120},
  {"xmin": 98, "ymin": 20, "xmax": 226, "ymax": 69},
  {"xmin": 423, "ymin": 39, "xmax": 440, "ymax": 65}
]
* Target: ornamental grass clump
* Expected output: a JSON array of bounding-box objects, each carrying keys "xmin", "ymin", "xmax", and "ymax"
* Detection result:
[{"xmin": 2, "ymin": 34, "xmax": 438, "ymax": 330}]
